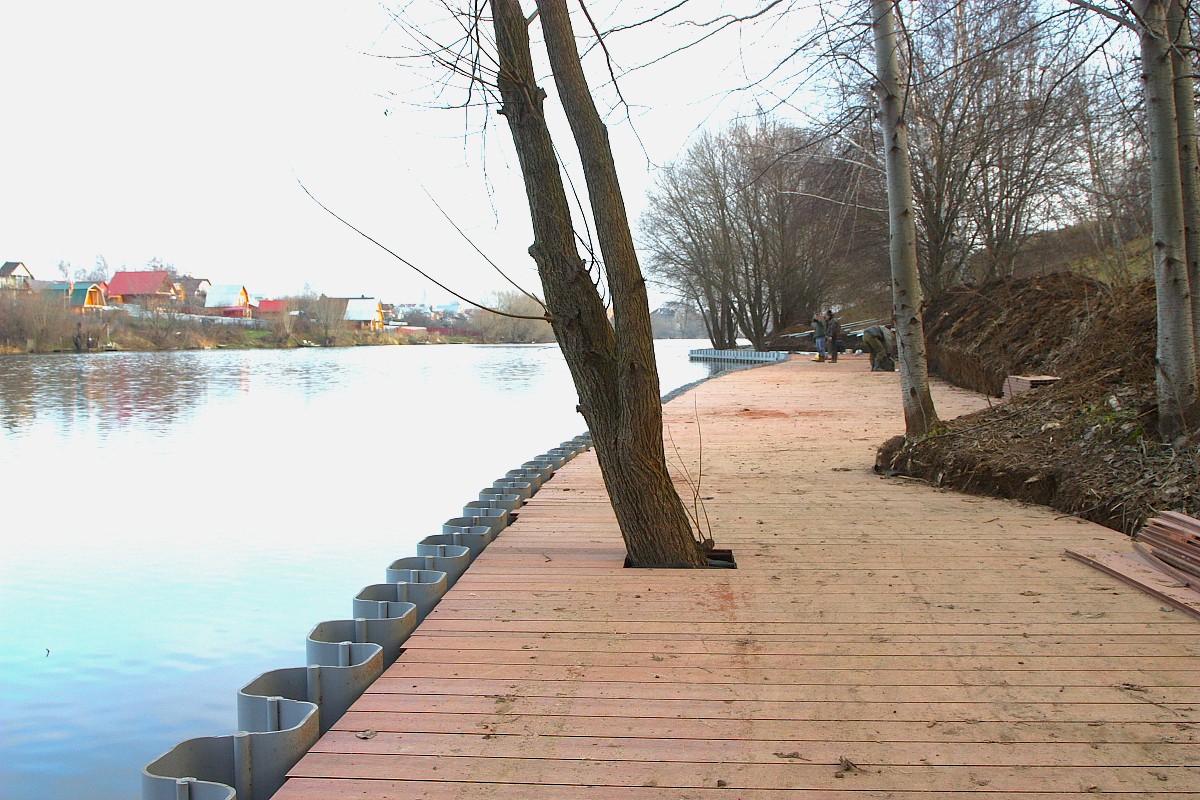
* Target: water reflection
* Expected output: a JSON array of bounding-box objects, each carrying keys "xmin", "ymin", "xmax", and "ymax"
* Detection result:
[
  {"xmin": 0, "ymin": 340, "xmax": 713, "ymax": 800},
  {"xmin": 0, "ymin": 353, "xmax": 207, "ymax": 435},
  {"xmin": 473, "ymin": 345, "xmax": 554, "ymax": 386}
]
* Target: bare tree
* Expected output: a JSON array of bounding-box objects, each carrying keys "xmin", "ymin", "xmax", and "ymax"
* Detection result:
[
  {"xmin": 966, "ymin": 7, "xmax": 1087, "ymax": 281},
  {"xmin": 1066, "ymin": 66, "xmax": 1150, "ymax": 283},
  {"xmin": 1133, "ymin": 0, "xmax": 1200, "ymax": 438},
  {"xmin": 872, "ymin": 0, "xmax": 941, "ymax": 437},
  {"xmin": 3, "ymin": 293, "xmax": 73, "ymax": 352},
  {"xmin": 488, "ymin": 0, "xmax": 708, "ymax": 565},
  {"xmin": 642, "ymin": 134, "xmax": 741, "ymax": 349},
  {"xmin": 643, "ymin": 120, "xmax": 880, "ymax": 347},
  {"xmin": 896, "ymin": 0, "xmax": 1093, "ymax": 294},
  {"xmin": 903, "ymin": 1, "xmax": 991, "ymax": 299},
  {"xmin": 307, "ymin": 295, "xmax": 347, "ymax": 346},
  {"xmin": 268, "ymin": 298, "xmax": 301, "ymax": 344},
  {"xmin": 474, "ymin": 291, "xmax": 556, "ymax": 342},
  {"xmin": 1067, "ymin": 0, "xmax": 1200, "ymax": 437},
  {"xmin": 83, "ymin": 255, "xmax": 112, "ymax": 284},
  {"xmin": 1169, "ymin": 0, "xmax": 1200, "ymax": 366}
]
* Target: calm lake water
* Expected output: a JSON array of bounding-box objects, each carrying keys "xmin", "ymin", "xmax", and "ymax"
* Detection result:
[{"xmin": 0, "ymin": 340, "xmax": 714, "ymax": 800}]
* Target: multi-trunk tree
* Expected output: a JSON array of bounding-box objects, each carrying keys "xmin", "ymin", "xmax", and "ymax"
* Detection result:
[
  {"xmin": 902, "ymin": 0, "xmax": 1087, "ymax": 300},
  {"xmin": 490, "ymin": 0, "xmax": 708, "ymax": 566}
]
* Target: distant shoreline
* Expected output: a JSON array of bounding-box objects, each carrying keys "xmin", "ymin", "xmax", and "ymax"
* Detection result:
[{"xmin": 0, "ymin": 333, "xmax": 493, "ymax": 357}]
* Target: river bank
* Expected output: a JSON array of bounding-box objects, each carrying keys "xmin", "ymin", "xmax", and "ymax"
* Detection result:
[
  {"xmin": 878, "ymin": 273, "xmax": 1198, "ymax": 534},
  {"xmin": 0, "ymin": 317, "xmax": 483, "ymax": 355}
]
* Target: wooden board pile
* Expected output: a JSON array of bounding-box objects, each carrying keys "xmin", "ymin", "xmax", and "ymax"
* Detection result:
[{"xmin": 1134, "ymin": 511, "xmax": 1200, "ymax": 590}]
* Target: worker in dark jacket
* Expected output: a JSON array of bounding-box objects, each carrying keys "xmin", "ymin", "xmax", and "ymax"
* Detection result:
[
  {"xmin": 825, "ymin": 310, "xmax": 842, "ymax": 363},
  {"xmin": 862, "ymin": 324, "xmax": 897, "ymax": 371},
  {"xmin": 811, "ymin": 312, "xmax": 827, "ymax": 362}
]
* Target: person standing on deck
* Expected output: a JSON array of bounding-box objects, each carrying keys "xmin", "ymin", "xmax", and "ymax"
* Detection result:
[
  {"xmin": 825, "ymin": 309, "xmax": 842, "ymax": 363},
  {"xmin": 811, "ymin": 312, "xmax": 827, "ymax": 362}
]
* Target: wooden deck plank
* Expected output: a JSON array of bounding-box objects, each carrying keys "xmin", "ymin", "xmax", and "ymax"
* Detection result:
[
  {"xmin": 341, "ymin": 692, "xmax": 1194, "ymax": 722},
  {"xmin": 411, "ymin": 620, "xmax": 1193, "ymax": 635},
  {"xmin": 276, "ymin": 356, "xmax": 1200, "ymax": 798},
  {"xmin": 289, "ymin": 752, "xmax": 1199, "ymax": 792},
  {"xmin": 397, "ymin": 634, "xmax": 1200, "ymax": 656},
  {"xmin": 361, "ymin": 677, "xmax": 1200, "ymax": 703},
  {"xmin": 372, "ymin": 664, "xmax": 1200, "ymax": 688},
  {"xmin": 393, "ymin": 647, "xmax": 1200, "ymax": 668},
  {"xmin": 1068, "ymin": 547, "xmax": 1200, "ymax": 619},
  {"xmin": 311, "ymin": 731, "xmax": 1197, "ymax": 768},
  {"xmin": 332, "ymin": 711, "xmax": 1198, "ymax": 744},
  {"xmin": 279, "ymin": 779, "xmax": 1196, "ymax": 799}
]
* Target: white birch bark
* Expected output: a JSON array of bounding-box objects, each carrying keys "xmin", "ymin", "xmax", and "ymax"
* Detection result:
[
  {"xmin": 871, "ymin": 0, "xmax": 941, "ymax": 437},
  {"xmin": 1169, "ymin": 0, "xmax": 1200, "ymax": 374},
  {"xmin": 1136, "ymin": 0, "xmax": 1199, "ymax": 440}
]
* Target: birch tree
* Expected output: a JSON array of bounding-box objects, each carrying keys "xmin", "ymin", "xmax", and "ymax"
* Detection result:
[
  {"xmin": 1133, "ymin": 0, "xmax": 1199, "ymax": 439},
  {"xmin": 1168, "ymin": 0, "xmax": 1200, "ymax": 365},
  {"xmin": 872, "ymin": 0, "xmax": 941, "ymax": 437}
]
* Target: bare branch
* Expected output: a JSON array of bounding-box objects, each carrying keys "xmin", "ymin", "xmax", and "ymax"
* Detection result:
[
  {"xmin": 777, "ymin": 190, "xmax": 886, "ymax": 213},
  {"xmin": 1067, "ymin": 0, "xmax": 1139, "ymax": 30},
  {"xmin": 298, "ymin": 179, "xmax": 549, "ymax": 322},
  {"xmin": 416, "ymin": 181, "xmax": 548, "ymax": 311}
]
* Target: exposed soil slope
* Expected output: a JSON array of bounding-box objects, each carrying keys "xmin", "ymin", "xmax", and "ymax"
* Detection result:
[{"xmin": 878, "ymin": 273, "xmax": 1198, "ymax": 534}]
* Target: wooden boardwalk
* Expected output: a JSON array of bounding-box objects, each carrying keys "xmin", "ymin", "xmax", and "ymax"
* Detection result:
[{"xmin": 277, "ymin": 355, "xmax": 1200, "ymax": 798}]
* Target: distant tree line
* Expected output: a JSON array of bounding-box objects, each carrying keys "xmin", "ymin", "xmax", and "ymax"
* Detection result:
[
  {"xmin": 638, "ymin": 0, "xmax": 1200, "ymax": 438},
  {"xmin": 642, "ymin": 120, "xmax": 888, "ymax": 349},
  {"xmin": 641, "ymin": 0, "xmax": 1162, "ymax": 346}
]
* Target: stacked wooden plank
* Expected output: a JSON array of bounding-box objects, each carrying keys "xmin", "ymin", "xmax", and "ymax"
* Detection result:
[
  {"xmin": 1134, "ymin": 511, "xmax": 1200, "ymax": 589},
  {"xmin": 1002, "ymin": 374, "xmax": 1059, "ymax": 399}
]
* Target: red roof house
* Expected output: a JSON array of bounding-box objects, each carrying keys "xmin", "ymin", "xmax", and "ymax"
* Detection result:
[
  {"xmin": 256, "ymin": 299, "xmax": 291, "ymax": 316},
  {"xmin": 107, "ymin": 271, "xmax": 178, "ymax": 305}
]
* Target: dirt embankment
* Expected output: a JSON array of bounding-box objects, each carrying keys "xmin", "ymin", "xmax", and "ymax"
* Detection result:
[{"xmin": 878, "ymin": 273, "xmax": 1198, "ymax": 535}]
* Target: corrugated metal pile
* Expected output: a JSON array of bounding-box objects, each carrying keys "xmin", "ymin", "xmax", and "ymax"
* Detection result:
[{"xmin": 1134, "ymin": 511, "xmax": 1200, "ymax": 590}]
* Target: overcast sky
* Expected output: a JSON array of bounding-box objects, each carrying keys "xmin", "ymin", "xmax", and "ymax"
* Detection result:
[{"xmin": 0, "ymin": 1, "xmax": 813, "ymax": 307}]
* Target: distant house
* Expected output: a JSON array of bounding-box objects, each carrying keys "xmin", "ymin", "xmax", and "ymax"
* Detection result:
[
  {"xmin": 256, "ymin": 298, "xmax": 291, "ymax": 317},
  {"xmin": 107, "ymin": 270, "xmax": 178, "ymax": 306},
  {"xmin": 1, "ymin": 261, "xmax": 34, "ymax": 292},
  {"xmin": 176, "ymin": 276, "xmax": 211, "ymax": 307},
  {"xmin": 24, "ymin": 280, "xmax": 107, "ymax": 312},
  {"xmin": 343, "ymin": 297, "xmax": 384, "ymax": 331},
  {"xmin": 205, "ymin": 284, "xmax": 252, "ymax": 317},
  {"xmin": 29, "ymin": 280, "xmax": 72, "ymax": 305},
  {"xmin": 70, "ymin": 283, "xmax": 106, "ymax": 312}
]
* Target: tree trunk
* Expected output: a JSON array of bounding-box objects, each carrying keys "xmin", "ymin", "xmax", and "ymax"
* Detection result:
[
  {"xmin": 1170, "ymin": 0, "xmax": 1200, "ymax": 373},
  {"xmin": 871, "ymin": 0, "xmax": 941, "ymax": 438},
  {"xmin": 1136, "ymin": 0, "xmax": 1200, "ymax": 440},
  {"xmin": 491, "ymin": 0, "xmax": 706, "ymax": 567}
]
